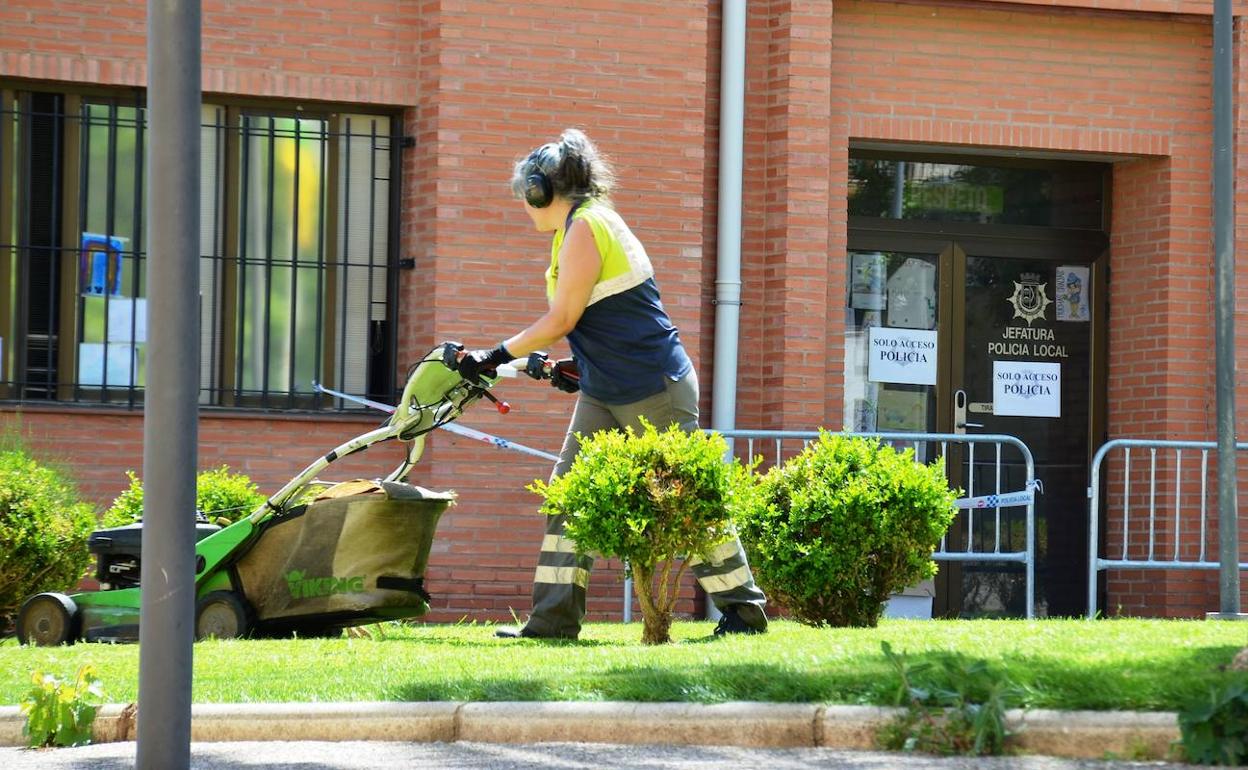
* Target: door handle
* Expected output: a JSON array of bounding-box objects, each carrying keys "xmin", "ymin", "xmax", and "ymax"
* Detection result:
[{"xmin": 953, "ymin": 389, "xmax": 982, "ymax": 434}]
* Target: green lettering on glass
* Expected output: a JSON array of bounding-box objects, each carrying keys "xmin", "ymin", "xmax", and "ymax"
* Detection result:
[{"xmin": 906, "ymin": 181, "xmax": 1005, "ymax": 216}]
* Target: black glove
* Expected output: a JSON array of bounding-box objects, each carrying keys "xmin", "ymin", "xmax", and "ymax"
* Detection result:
[
  {"xmin": 550, "ymin": 358, "xmax": 580, "ymax": 394},
  {"xmin": 524, "ymin": 351, "xmax": 550, "ymax": 381},
  {"xmin": 457, "ymin": 343, "xmax": 512, "ymax": 383}
]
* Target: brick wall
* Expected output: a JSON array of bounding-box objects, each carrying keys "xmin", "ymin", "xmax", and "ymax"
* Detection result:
[
  {"xmin": 3, "ymin": 0, "xmax": 1245, "ymax": 621},
  {"xmin": 1, "ymin": 0, "xmax": 420, "ymax": 103},
  {"xmin": 743, "ymin": 1, "xmax": 835, "ymax": 432},
  {"xmin": 1, "ymin": 0, "xmax": 716, "ymax": 624},
  {"xmin": 0, "ymin": 408, "xmax": 408, "ymax": 505},
  {"xmin": 405, "ymin": 0, "xmax": 716, "ymax": 622},
  {"xmin": 815, "ymin": 0, "xmax": 1220, "ymax": 616}
]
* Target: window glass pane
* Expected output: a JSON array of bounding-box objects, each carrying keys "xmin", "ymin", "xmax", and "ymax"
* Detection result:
[
  {"xmin": 200, "ymin": 105, "xmax": 224, "ymax": 404},
  {"xmin": 842, "ymin": 250, "xmax": 940, "ymax": 436},
  {"xmin": 4, "ymin": 95, "xmax": 16, "ymax": 382},
  {"xmin": 238, "ymin": 115, "xmax": 327, "ymax": 399},
  {"xmin": 848, "ymin": 158, "xmax": 1103, "ymax": 229},
  {"xmin": 78, "ymin": 101, "xmax": 146, "ymax": 394},
  {"xmin": 336, "ymin": 114, "xmax": 390, "ymax": 396}
]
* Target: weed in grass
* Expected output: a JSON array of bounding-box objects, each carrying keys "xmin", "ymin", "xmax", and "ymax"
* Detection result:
[
  {"xmin": 20, "ymin": 664, "xmax": 105, "ymax": 748},
  {"xmin": 1177, "ymin": 675, "xmax": 1248, "ymax": 765},
  {"xmin": 877, "ymin": 641, "xmax": 1021, "ymax": 756}
]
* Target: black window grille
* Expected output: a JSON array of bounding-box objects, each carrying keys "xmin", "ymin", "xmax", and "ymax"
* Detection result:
[{"xmin": 0, "ymin": 88, "xmax": 399, "ymax": 410}]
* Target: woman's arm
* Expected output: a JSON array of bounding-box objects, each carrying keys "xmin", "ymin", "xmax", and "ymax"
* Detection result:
[{"xmin": 503, "ymin": 220, "xmax": 600, "ymax": 358}]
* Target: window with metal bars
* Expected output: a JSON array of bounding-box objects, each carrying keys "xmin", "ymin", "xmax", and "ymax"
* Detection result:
[{"xmin": 0, "ymin": 87, "xmax": 399, "ymax": 410}]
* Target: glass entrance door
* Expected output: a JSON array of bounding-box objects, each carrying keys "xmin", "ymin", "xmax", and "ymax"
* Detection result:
[
  {"xmin": 843, "ymin": 234, "xmax": 1105, "ymax": 618},
  {"xmin": 945, "ymin": 245, "xmax": 1103, "ymax": 617}
]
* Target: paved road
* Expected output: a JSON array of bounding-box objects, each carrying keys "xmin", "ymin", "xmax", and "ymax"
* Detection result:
[{"xmin": 0, "ymin": 742, "xmax": 1199, "ymax": 769}]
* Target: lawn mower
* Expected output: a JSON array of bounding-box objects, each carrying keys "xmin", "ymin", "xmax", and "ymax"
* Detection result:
[{"xmin": 16, "ymin": 341, "xmax": 535, "ymax": 645}]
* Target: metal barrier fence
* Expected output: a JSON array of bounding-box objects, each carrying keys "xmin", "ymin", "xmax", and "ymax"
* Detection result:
[
  {"xmin": 716, "ymin": 430, "xmax": 1039, "ymax": 619},
  {"xmin": 1086, "ymin": 438, "xmax": 1248, "ymax": 618}
]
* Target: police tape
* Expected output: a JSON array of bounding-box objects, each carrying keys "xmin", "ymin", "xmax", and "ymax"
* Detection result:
[
  {"xmin": 438, "ymin": 422, "xmax": 560, "ymax": 463},
  {"xmin": 953, "ymin": 479, "xmax": 1043, "ymax": 510}
]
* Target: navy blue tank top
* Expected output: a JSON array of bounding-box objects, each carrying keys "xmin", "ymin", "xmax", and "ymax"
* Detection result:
[
  {"xmin": 568, "ymin": 279, "xmax": 692, "ymax": 404},
  {"xmin": 549, "ymin": 202, "xmax": 692, "ymax": 404}
]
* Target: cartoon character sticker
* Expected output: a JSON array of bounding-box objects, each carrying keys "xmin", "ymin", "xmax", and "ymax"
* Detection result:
[{"xmin": 1055, "ymin": 266, "xmax": 1090, "ymax": 322}]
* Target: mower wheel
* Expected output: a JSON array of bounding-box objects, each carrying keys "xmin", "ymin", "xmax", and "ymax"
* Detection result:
[
  {"xmin": 195, "ymin": 591, "xmax": 252, "ymax": 641},
  {"xmin": 16, "ymin": 593, "xmax": 80, "ymax": 646}
]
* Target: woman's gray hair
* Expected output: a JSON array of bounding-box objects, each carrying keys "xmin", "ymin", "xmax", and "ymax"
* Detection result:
[{"xmin": 511, "ymin": 128, "xmax": 616, "ymax": 204}]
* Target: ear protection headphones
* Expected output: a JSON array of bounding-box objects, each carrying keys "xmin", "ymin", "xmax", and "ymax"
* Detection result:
[{"xmin": 522, "ymin": 143, "xmax": 560, "ymax": 208}]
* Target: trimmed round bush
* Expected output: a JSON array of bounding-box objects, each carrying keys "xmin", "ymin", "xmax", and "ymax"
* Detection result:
[
  {"xmin": 102, "ymin": 465, "xmax": 266, "ymax": 528},
  {"xmin": 739, "ymin": 431, "xmax": 957, "ymax": 627},
  {"xmin": 0, "ymin": 448, "xmax": 96, "ymax": 625}
]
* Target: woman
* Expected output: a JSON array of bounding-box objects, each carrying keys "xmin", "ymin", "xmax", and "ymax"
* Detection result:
[{"xmin": 458, "ymin": 128, "xmax": 768, "ymax": 640}]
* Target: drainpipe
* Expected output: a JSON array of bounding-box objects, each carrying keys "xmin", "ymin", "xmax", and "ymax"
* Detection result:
[
  {"xmin": 707, "ymin": 0, "xmax": 747, "ymax": 619},
  {"xmin": 712, "ymin": 0, "xmax": 746, "ymax": 444}
]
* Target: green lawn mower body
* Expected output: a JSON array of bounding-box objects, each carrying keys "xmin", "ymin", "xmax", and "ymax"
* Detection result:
[{"xmin": 17, "ymin": 342, "xmax": 496, "ymax": 645}]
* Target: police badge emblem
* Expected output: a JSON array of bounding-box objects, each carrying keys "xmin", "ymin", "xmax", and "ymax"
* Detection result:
[{"xmin": 1007, "ymin": 272, "xmax": 1052, "ymax": 326}]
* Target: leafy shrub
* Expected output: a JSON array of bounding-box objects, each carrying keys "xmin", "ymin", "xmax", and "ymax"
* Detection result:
[
  {"xmin": 1179, "ymin": 676, "xmax": 1248, "ymax": 765},
  {"xmin": 529, "ymin": 420, "xmax": 755, "ymax": 644},
  {"xmin": 21, "ymin": 664, "xmax": 105, "ymax": 747},
  {"xmin": 738, "ymin": 431, "xmax": 957, "ymax": 627},
  {"xmin": 102, "ymin": 465, "xmax": 266, "ymax": 528},
  {"xmin": 0, "ymin": 448, "xmax": 96, "ymax": 625},
  {"xmin": 194, "ymin": 466, "xmax": 267, "ymax": 522},
  {"xmin": 878, "ymin": 641, "xmax": 1020, "ymax": 756}
]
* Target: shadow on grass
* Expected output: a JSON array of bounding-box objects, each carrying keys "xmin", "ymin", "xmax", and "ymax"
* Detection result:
[
  {"xmin": 383, "ymin": 633, "xmax": 613, "ymax": 649},
  {"xmin": 869, "ymin": 643, "xmax": 1245, "ymax": 712},
  {"xmin": 388, "ymin": 662, "xmax": 889, "ymax": 704},
  {"xmin": 385, "ymin": 643, "xmax": 1245, "ymax": 710}
]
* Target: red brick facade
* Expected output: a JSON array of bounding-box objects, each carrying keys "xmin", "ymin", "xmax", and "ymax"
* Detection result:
[{"xmin": 3, "ymin": 0, "xmax": 1246, "ymax": 620}]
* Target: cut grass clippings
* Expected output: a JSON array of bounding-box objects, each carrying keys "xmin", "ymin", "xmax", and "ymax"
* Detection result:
[{"xmin": 0, "ymin": 618, "xmax": 1242, "ymax": 709}]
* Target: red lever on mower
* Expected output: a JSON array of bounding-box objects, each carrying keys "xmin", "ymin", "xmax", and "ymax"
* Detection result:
[{"xmin": 480, "ymin": 389, "xmax": 510, "ymax": 414}]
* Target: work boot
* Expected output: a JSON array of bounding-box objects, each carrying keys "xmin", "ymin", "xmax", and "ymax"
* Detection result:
[
  {"xmin": 712, "ymin": 604, "xmax": 767, "ymax": 636},
  {"xmin": 494, "ymin": 625, "xmax": 577, "ymax": 640}
]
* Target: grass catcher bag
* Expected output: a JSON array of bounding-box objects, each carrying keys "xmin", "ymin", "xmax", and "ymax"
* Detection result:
[{"xmin": 233, "ymin": 480, "xmax": 453, "ymax": 629}]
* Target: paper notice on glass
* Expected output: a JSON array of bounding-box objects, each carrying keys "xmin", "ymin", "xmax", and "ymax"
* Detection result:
[
  {"xmin": 1055, "ymin": 265, "xmax": 1090, "ymax": 322},
  {"xmin": 850, "ymin": 252, "xmax": 886, "ymax": 310},
  {"xmin": 876, "ymin": 387, "xmax": 928, "ymax": 432},
  {"xmin": 886, "ymin": 258, "xmax": 936, "ymax": 329},
  {"xmin": 79, "ymin": 343, "xmax": 139, "ymax": 387},
  {"xmin": 852, "ymin": 399, "xmax": 877, "ymax": 432},
  {"xmin": 868, "ymin": 326, "xmax": 937, "ymax": 386},
  {"xmin": 106, "ymin": 297, "xmax": 147, "ymax": 343},
  {"xmin": 993, "ymin": 360, "xmax": 1060, "ymax": 418}
]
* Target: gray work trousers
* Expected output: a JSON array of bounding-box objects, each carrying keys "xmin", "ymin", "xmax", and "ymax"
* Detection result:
[{"xmin": 523, "ymin": 369, "xmax": 768, "ymax": 639}]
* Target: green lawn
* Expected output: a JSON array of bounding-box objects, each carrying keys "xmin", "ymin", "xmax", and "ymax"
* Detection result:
[{"xmin": 1, "ymin": 618, "xmax": 1243, "ymax": 709}]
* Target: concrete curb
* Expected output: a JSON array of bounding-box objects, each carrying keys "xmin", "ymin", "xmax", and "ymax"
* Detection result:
[
  {"xmin": 0, "ymin": 701, "xmax": 1182, "ymax": 759},
  {"xmin": 1006, "ymin": 709, "xmax": 1180, "ymax": 759},
  {"xmin": 457, "ymin": 702, "xmax": 821, "ymax": 748}
]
